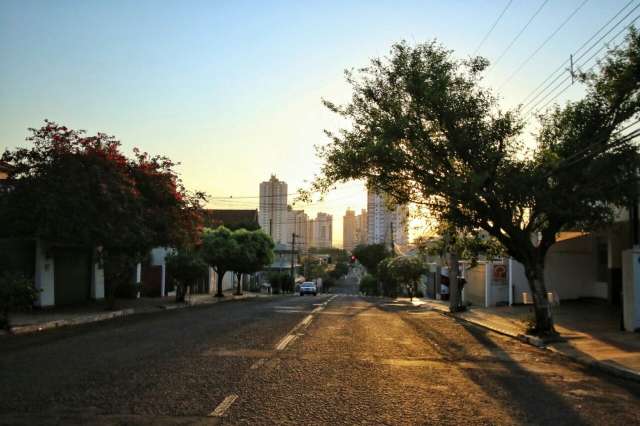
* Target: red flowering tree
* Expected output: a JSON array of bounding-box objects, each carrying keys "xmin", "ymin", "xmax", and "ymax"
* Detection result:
[{"xmin": 0, "ymin": 120, "xmax": 206, "ymax": 305}]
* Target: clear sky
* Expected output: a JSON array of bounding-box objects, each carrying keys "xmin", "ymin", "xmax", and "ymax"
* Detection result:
[{"xmin": 0, "ymin": 0, "xmax": 635, "ymax": 246}]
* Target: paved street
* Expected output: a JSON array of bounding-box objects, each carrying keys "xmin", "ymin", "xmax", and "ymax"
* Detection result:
[{"xmin": 1, "ymin": 295, "xmax": 639, "ymax": 425}]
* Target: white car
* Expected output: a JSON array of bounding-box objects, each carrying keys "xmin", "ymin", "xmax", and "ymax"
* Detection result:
[{"xmin": 299, "ymin": 282, "xmax": 317, "ymax": 296}]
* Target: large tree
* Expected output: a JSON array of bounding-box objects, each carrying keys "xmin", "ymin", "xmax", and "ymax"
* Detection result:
[
  {"xmin": 352, "ymin": 244, "xmax": 391, "ymax": 275},
  {"xmin": 387, "ymin": 256, "xmax": 425, "ymax": 301},
  {"xmin": 0, "ymin": 121, "xmax": 206, "ymax": 305},
  {"xmin": 201, "ymin": 226, "xmax": 239, "ymax": 297},
  {"xmin": 165, "ymin": 249, "xmax": 208, "ymax": 303},
  {"xmin": 229, "ymin": 229, "xmax": 275, "ymax": 295},
  {"xmin": 311, "ymin": 31, "xmax": 640, "ymax": 336}
]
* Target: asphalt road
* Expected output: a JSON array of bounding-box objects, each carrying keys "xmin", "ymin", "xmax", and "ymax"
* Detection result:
[{"xmin": 1, "ymin": 294, "xmax": 639, "ymax": 425}]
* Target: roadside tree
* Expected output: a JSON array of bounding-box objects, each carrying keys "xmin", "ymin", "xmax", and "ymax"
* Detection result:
[
  {"xmin": 165, "ymin": 249, "xmax": 208, "ymax": 303},
  {"xmin": 0, "ymin": 121, "xmax": 206, "ymax": 308},
  {"xmin": 309, "ymin": 32, "xmax": 640, "ymax": 336},
  {"xmin": 230, "ymin": 229, "xmax": 275, "ymax": 295},
  {"xmin": 201, "ymin": 226, "xmax": 238, "ymax": 297},
  {"xmin": 387, "ymin": 256, "xmax": 425, "ymax": 301},
  {"xmin": 352, "ymin": 244, "xmax": 391, "ymax": 275}
]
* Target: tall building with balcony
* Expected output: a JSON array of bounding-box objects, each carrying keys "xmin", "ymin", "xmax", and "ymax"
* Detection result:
[
  {"xmin": 355, "ymin": 209, "xmax": 368, "ymax": 246},
  {"xmin": 343, "ymin": 208, "xmax": 357, "ymax": 251},
  {"xmin": 286, "ymin": 209, "xmax": 309, "ymax": 252},
  {"xmin": 308, "ymin": 212, "xmax": 333, "ymax": 248},
  {"xmin": 367, "ymin": 190, "xmax": 409, "ymax": 249},
  {"xmin": 258, "ymin": 175, "xmax": 288, "ymax": 245}
]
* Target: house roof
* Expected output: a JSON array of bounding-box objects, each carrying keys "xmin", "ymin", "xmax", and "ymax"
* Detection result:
[
  {"xmin": 202, "ymin": 209, "xmax": 259, "ymax": 228},
  {"xmin": 0, "ymin": 160, "xmax": 15, "ymax": 174}
]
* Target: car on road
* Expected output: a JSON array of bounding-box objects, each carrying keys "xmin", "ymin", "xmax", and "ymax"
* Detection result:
[{"xmin": 299, "ymin": 281, "xmax": 317, "ymax": 296}]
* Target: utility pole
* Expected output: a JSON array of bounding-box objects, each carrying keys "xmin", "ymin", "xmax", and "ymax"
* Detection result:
[
  {"xmin": 390, "ymin": 221, "xmax": 395, "ymax": 255},
  {"xmin": 269, "ymin": 219, "xmax": 273, "ymax": 238},
  {"xmin": 290, "ymin": 233, "xmax": 297, "ymax": 293}
]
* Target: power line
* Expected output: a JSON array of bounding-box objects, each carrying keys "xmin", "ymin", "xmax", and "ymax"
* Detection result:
[
  {"xmin": 523, "ymin": 4, "xmax": 640, "ymax": 115},
  {"xmin": 491, "ymin": 0, "xmax": 550, "ymax": 68},
  {"xmin": 499, "ymin": 0, "xmax": 589, "ymax": 89},
  {"xmin": 519, "ymin": 0, "xmax": 637, "ymax": 107},
  {"xmin": 523, "ymin": 12, "xmax": 640, "ymax": 116},
  {"xmin": 473, "ymin": 0, "xmax": 514, "ymax": 56}
]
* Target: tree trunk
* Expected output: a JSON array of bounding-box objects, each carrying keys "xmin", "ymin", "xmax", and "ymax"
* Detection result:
[
  {"xmin": 524, "ymin": 261, "xmax": 556, "ymax": 336},
  {"xmin": 448, "ymin": 252, "xmax": 463, "ymax": 312},
  {"xmin": 235, "ymin": 273, "xmax": 243, "ymax": 296},
  {"xmin": 215, "ymin": 269, "xmax": 225, "ymax": 297}
]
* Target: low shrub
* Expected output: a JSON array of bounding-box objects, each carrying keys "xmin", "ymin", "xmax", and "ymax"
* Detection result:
[
  {"xmin": 359, "ymin": 274, "xmax": 379, "ymax": 296},
  {"xmin": 0, "ymin": 271, "xmax": 39, "ymax": 330}
]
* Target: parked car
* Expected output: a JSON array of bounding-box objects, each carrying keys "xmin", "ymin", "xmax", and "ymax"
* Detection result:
[
  {"xmin": 299, "ymin": 281, "xmax": 317, "ymax": 296},
  {"xmin": 440, "ymin": 267, "xmax": 466, "ymax": 301}
]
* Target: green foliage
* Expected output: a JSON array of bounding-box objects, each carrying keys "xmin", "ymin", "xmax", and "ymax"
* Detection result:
[
  {"xmin": 377, "ymin": 257, "xmax": 398, "ymax": 297},
  {"xmin": 266, "ymin": 271, "xmax": 291, "ymax": 294},
  {"xmin": 352, "ymin": 244, "xmax": 391, "ymax": 275},
  {"xmin": 201, "ymin": 226, "xmax": 239, "ymax": 297},
  {"xmin": 0, "ymin": 121, "xmax": 206, "ymax": 306},
  {"xmin": 415, "ymin": 224, "xmax": 506, "ymax": 267},
  {"xmin": 387, "ymin": 256, "xmax": 425, "ymax": 300},
  {"xmin": 0, "ymin": 271, "xmax": 39, "ymax": 330},
  {"xmin": 229, "ymin": 229, "xmax": 275, "ymax": 294},
  {"xmin": 329, "ymin": 261, "xmax": 349, "ymax": 280},
  {"xmin": 311, "ymin": 32, "xmax": 640, "ymax": 334},
  {"xmin": 166, "ymin": 249, "xmax": 208, "ymax": 302},
  {"xmin": 359, "ymin": 274, "xmax": 379, "ymax": 296},
  {"xmin": 302, "ymin": 256, "xmax": 328, "ymax": 280}
]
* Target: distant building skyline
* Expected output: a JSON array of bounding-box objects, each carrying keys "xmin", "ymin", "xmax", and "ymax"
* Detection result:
[
  {"xmin": 367, "ymin": 190, "xmax": 409, "ymax": 250},
  {"xmin": 258, "ymin": 174, "xmax": 333, "ymax": 249},
  {"xmin": 258, "ymin": 175, "xmax": 288, "ymax": 245}
]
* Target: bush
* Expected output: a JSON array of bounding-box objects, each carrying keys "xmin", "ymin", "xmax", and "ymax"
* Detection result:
[
  {"xmin": 267, "ymin": 272, "xmax": 291, "ymax": 294},
  {"xmin": 0, "ymin": 271, "xmax": 39, "ymax": 330},
  {"xmin": 359, "ymin": 274, "xmax": 379, "ymax": 296}
]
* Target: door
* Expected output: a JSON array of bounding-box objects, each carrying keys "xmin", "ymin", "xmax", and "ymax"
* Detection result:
[{"xmin": 54, "ymin": 248, "xmax": 91, "ymax": 305}]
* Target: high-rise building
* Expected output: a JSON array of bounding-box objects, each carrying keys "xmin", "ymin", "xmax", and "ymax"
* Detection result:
[
  {"xmin": 367, "ymin": 190, "xmax": 409, "ymax": 250},
  {"xmin": 259, "ymin": 175, "xmax": 288, "ymax": 245},
  {"xmin": 307, "ymin": 212, "xmax": 332, "ymax": 248},
  {"xmin": 343, "ymin": 208, "xmax": 357, "ymax": 251},
  {"xmin": 286, "ymin": 209, "xmax": 309, "ymax": 252},
  {"xmin": 355, "ymin": 208, "xmax": 368, "ymax": 246}
]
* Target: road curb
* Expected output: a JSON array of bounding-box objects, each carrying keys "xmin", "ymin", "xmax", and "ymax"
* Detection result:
[
  {"xmin": 426, "ymin": 304, "xmax": 640, "ymax": 384},
  {"xmin": 6, "ymin": 293, "xmax": 269, "ymax": 336},
  {"xmin": 9, "ymin": 308, "xmax": 136, "ymax": 335}
]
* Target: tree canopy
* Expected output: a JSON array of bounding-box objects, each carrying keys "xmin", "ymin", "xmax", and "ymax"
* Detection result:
[
  {"xmin": 312, "ymin": 30, "xmax": 640, "ymax": 334},
  {"xmin": 352, "ymin": 244, "xmax": 391, "ymax": 275},
  {"xmin": 387, "ymin": 256, "xmax": 425, "ymax": 300},
  {"xmin": 229, "ymin": 229, "xmax": 275, "ymax": 294},
  {"xmin": 0, "ymin": 121, "xmax": 206, "ymax": 253},
  {"xmin": 0, "ymin": 121, "xmax": 206, "ymax": 305}
]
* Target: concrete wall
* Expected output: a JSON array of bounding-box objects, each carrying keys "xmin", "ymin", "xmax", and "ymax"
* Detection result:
[
  {"xmin": 463, "ymin": 263, "xmax": 486, "ymax": 307},
  {"xmin": 510, "ymin": 260, "xmax": 529, "ymax": 304}
]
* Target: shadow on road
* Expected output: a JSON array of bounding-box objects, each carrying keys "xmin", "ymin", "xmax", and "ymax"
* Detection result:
[{"xmin": 386, "ymin": 301, "xmax": 590, "ymax": 425}]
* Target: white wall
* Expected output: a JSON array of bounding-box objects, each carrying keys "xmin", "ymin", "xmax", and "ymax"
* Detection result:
[
  {"xmin": 34, "ymin": 239, "xmax": 54, "ymax": 307},
  {"xmin": 544, "ymin": 234, "xmax": 596, "ymax": 300},
  {"xmin": 510, "ymin": 260, "xmax": 529, "ymax": 304},
  {"xmin": 91, "ymin": 253, "xmax": 104, "ymax": 300}
]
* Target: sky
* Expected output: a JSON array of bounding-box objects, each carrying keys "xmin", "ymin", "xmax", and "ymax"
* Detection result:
[{"xmin": 1, "ymin": 0, "xmax": 636, "ymax": 246}]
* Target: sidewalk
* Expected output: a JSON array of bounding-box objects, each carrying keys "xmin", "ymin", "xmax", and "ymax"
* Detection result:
[
  {"xmin": 4, "ymin": 291, "xmax": 272, "ymax": 336},
  {"xmin": 415, "ymin": 298, "xmax": 640, "ymax": 383}
]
